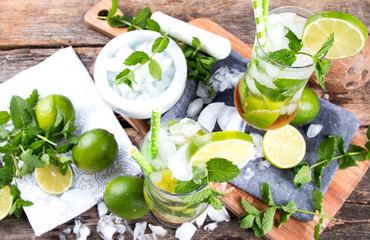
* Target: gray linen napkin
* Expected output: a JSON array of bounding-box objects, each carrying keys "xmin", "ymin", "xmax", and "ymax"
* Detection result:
[{"xmin": 162, "ymin": 50, "xmax": 360, "ymax": 222}]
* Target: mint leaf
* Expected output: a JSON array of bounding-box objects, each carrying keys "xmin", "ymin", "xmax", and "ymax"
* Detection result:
[
  {"xmin": 261, "ymin": 207, "xmax": 276, "ymax": 234},
  {"xmin": 314, "ymin": 218, "xmax": 324, "ymax": 240},
  {"xmin": 146, "ymin": 19, "xmax": 161, "ymax": 32},
  {"xmin": 281, "ymin": 201, "xmax": 297, "ymax": 214},
  {"xmin": 114, "ymin": 69, "xmax": 135, "ymax": 89},
  {"xmin": 209, "ymin": 194, "xmax": 223, "ymax": 210},
  {"xmin": 148, "ymin": 59, "xmax": 162, "ymax": 80},
  {"xmin": 329, "ymin": 135, "xmax": 345, "ymax": 155},
  {"xmin": 20, "ymin": 149, "xmax": 44, "ymax": 176},
  {"xmin": 124, "ymin": 51, "xmax": 149, "ymax": 66},
  {"xmin": 254, "ymin": 79, "xmax": 287, "ymax": 102},
  {"xmin": 278, "ymin": 211, "xmax": 292, "ymax": 228},
  {"xmin": 312, "ymin": 188, "xmax": 324, "ymax": 214},
  {"xmin": 268, "ymin": 49, "xmax": 296, "ymax": 66},
  {"xmin": 25, "ymin": 89, "xmax": 39, "ymax": 109},
  {"xmin": 293, "ymin": 163, "xmax": 312, "ymax": 187},
  {"xmin": 0, "ymin": 111, "xmax": 11, "ymax": 126},
  {"xmin": 0, "ymin": 169, "xmax": 13, "ymax": 188},
  {"xmin": 0, "ymin": 127, "xmax": 10, "ymax": 141},
  {"xmin": 174, "ymin": 178, "xmax": 206, "ymax": 194},
  {"xmin": 313, "ymin": 159, "xmax": 329, "ymax": 187},
  {"xmin": 108, "ymin": 14, "xmax": 133, "ymax": 28},
  {"xmin": 191, "ymin": 37, "xmax": 201, "ymax": 56},
  {"xmin": 206, "ymin": 158, "xmax": 241, "ymax": 182},
  {"xmin": 284, "ymin": 27, "xmax": 302, "ymax": 53},
  {"xmin": 106, "ymin": 0, "xmax": 118, "ymax": 19},
  {"xmin": 182, "ymin": 188, "xmax": 211, "ymax": 204},
  {"xmin": 261, "ymin": 182, "xmax": 275, "ymax": 207},
  {"xmin": 252, "ymin": 223, "xmax": 264, "ymax": 238},
  {"xmin": 346, "ymin": 145, "xmax": 367, "ymax": 162},
  {"xmin": 314, "ymin": 58, "xmax": 331, "ymax": 91},
  {"xmin": 152, "ymin": 36, "xmax": 169, "ymax": 53},
  {"xmin": 314, "ymin": 33, "xmax": 335, "ymax": 59},
  {"xmin": 10, "ymin": 96, "xmax": 33, "ymax": 128},
  {"xmin": 240, "ymin": 214, "xmax": 255, "ymax": 229},
  {"xmin": 241, "ymin": 197, "xmax": 260, "ymax": 216},
  {"xmin": 132, "ymin": 7, "xmax": 151, "ymax": 29},
  {"xmin": 317, "ymin": 138, "xmax": 336, "ymax": 161},
  {"xmin": 273, "ymin": 78, "xmax": 307, "ymax": 98}
]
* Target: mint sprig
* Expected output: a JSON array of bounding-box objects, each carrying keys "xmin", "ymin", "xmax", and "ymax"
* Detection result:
[
  {"xmin": 292, "ymin": 132, "xmax": 369, "ymax": 188},
  {"xmin": 175, "ymin": 158, "xmax": 241, "ymax": 210},
  {"xmin": 0, "ymin": 89, "xmax": 77, "ymax": 217},
  {"xmin": 239, "ymin": 182, "xmax": 334, "ymax": 239},
  {"xmin": 268, "ymin": 27, "xmax": 334, "ymax": 91}
]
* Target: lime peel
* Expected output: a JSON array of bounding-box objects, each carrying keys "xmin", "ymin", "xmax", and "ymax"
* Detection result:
[
  {"xmin": 0, "ymin": 185, "xmax": 12, "ymax": 221},
  {"xmin": 35, "ymin": 164, "xmax": 73, "ymax": 195}
]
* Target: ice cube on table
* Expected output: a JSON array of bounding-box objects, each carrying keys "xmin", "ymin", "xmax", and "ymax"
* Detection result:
[
  {"xmin": 59, "ymin": 234, "xmax": 66, "ymax": 240},
  {"xmin": 257, "ymin": 159, "xmax": 271, "ymax": 171},
  {"xmin": 204, "ymin": 222, "xmax": 218, "ymax": 232},
  {"xmin": 97, "ymin": 215, "xmax": 117, "ymax": 240},
  {"xmin": 175, "ymin": 222, "xmax": 197, "ymax": 240},
  {"xmin": 196, "ymin": 82, "xmax": 216, "ymax": 104},
  {"xmin": 116, "ymin": 224, "xmax": 126, "ymax": 234},
  {"xmin": 197, "ymin": 102, "xmax": 225, "ymax": 132},
  {"xmin": 193, "ymin": 209, "xmax": 208, "ymax": 228},
  {"xmin": 187, "ymin": 98, "xmax": 204, "ymax": 119},
  {"xmin": 73, "ymin": 220, "xmax": 91, "ymax": 240},
  {"xmin": 133, "ymin": 222, "xmax": 147, "ymax": 240},
  {"xmin": 243, "ymin": 167, "xmax": 255, "ymax": 181},
  {"xmin": 62, "ymin": 228, "xmax": 71, "ymax": 234},
  {"xmin": 207, "ymin": 206, "xmax": 230, "ymax": 223},
  {"xmin": 307, "ymin": 124, "xmax": 323, "ymax": 138},
  {"xmin": 97, "ymin": 201, "xmax": 109, "ymax": 218},
  {"xmin": 148, "ymin": 224, "xmax": 168, "ymax": 237}
]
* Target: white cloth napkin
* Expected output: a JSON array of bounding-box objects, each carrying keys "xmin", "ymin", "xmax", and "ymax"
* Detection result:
[{"xmin": 0, "ymin": 47, "xmax": 141, "ymax": 236}]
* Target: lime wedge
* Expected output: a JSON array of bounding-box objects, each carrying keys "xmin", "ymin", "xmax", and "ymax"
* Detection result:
[
  {"xmin": 0, "ymin": 185, "xmax": 12, "ymax": 221},
  {"xmin": 187, "ymin": 131, "xmax": 254, "ymax": 166},
  {"xmin": 302, "ymin": 11, "xmax": 368, "ymax": 59},
  {"xmin": 262, "ymin": 125, "xmax": 306, "ymax": 169},
  {"xmin": 35, "ymin": 164, "xmax": 73, "ymax": 195}
]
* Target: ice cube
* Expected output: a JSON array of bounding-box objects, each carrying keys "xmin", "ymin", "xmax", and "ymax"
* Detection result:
[
  {"xmin": 148, "ymin": 224, "xmax": 167, "ymax": 237},
  {"xmin": 62, "ymin": 228, "xmax": 71, "ymax": 234},
  {"xmin": 117, "ymin": 235, "xmax": 125, "ymax": 240},
  {"xmin": 180, "ymin": 120, "xmax": 202, "ymax": 138},
  {"xmin": 197, "ymin": 102, "xmax": 225, "ymax": 132},
  {"xmin": 142, "ymin": 82, "xmax": 163, "ymax": 98},
  {"xmin": 158, "ymin": 139, "xmax": 176, "ymax": 162},
  {"xmin": 207, "ymin": 206, "xmax": 230, "ymax": 223},
  {"xmin": 203, "ymin": 222, "xmax": 218, "ymax": 232},
  {"xmin": 133, "ymin": 222, "xmax": 147, "ymax": 240},
  {"xmin": 97, "ymin": 215, "xmax": 117, "ymax": 240},
  {"xmin": 175, "ymin": 222, "xmax": 197, "ymax": 240},
  {"xmin": 73, "ymin": 220, "xmax": 90, "ymax": 240},
  {"xmin": 97, "ymin": 201, "xmax": 109, "ymax": 218},
  {"xmin": 243, "ymin": 167, "xmax": 255, "ymax": 181},
  {"xmin": 138, "ymin": 234, "xmax": 157, "ymax": 240},
  {"xmin": 59, "ymin": 235, "xmax": 66, "ymax": 240},
  {"xmin": 307, "ymin": 124, "xmax": 323, "ymax": 138},
  {"xmin": 257, "ymin": 159, "xmax": 271, "ymax": 171},
  {"xmin": 116, "ymin": 224, "xmax": 126, "ymax": 234},
  {"xmin": 193, "ymin": 209, "xmax": 208, "ymax": 228},
  {"xmin": 323, "ymin": 93, "xmax": 329, "ymax": 100},
  {"xmin": 187, "ymin": 98, "xmax": 204, "ymax": 119},
  {"xmin": 226, "ymin": 109, "xmax": 246, "ymax": 132},
  {"xmin": 217, "ymin": 105, "xmax": 235, "ymax": 131},
  {"xmin": 115, "ymin": 45, "xmax": 134, "ymax": 60},
  {"xmin": 196, "ymin": 82, "xmax": 216, "ymax": 104},
  {"xmin": 168, "ymin": 146, "xmax": 193, "ymax": 181}
]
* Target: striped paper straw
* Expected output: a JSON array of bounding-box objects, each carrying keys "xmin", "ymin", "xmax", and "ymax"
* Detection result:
[
  {"xmin": 130, "ymin": 146, "xmax": 154, "ymax": 176},
  {"xmin": 252, "ymin": 0, "xmax": 267, "ymax": 46},
  {"xmin": 262, "ymin": 0, "xmax": 269, "ymax": 30},
  {"xmin": 150, "ymin": 106, "xmax": 161, "ymax": 160}
]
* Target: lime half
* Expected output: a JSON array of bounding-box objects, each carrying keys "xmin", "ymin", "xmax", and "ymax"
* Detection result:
[
  {"xmin": 35, "ymin": 164, "xmax": 73, "ymax": 195},
  {"xmin": 262, "ymin": 125, "xmax": 306, "ymax": 169},
  {"xmin": 187, "ymin": 131, "xmax": 254, "ymax": 166},
  {"xmin": 302, "ymin": 11, "xmax": 368, "ymax": 59},
  {"xmin": 0, "ymin": 185, "xmax": 12, "ymax": 221}
]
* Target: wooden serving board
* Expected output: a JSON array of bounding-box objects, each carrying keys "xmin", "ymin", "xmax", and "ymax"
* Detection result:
[{"xmin": 85, "ymin": 1, "xmax": 369, "ymax": 239}]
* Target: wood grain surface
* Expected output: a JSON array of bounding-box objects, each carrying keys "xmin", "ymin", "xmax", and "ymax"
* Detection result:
[{"xmin": 0, "ymin": 0, "xmax": 369, "ymax": 239}]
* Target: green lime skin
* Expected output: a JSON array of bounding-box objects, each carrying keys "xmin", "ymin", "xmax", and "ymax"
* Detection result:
[
  {"xmin": 104, "ymin": 175, "xmax": 149, "ymax": 219},
  {"xmin": 35, "ymin": 94, "xmax": 75, "ymax": 131},
  {"xmin": 290, "ymin": 87, "xmax": 320, "ymax": 126},
  {"xmin": 72, "ymin": 128, "xmax": 118, "ymax": 173}
]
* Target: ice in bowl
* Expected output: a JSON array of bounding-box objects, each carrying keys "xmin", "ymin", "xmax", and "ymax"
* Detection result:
[{"xmin": 94, "ymin": 30, "xmax": 187, "ymax": 119}]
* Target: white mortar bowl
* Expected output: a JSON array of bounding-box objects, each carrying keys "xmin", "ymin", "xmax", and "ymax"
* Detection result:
[{"xmin": 94, "ymin": 30, "xmax": 187, "ymax": 119}]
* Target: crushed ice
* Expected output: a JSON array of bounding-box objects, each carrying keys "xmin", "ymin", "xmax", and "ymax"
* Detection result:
[
  {"xmin": 175, "ymin": 222, "xmax": 197, "ymax": 240},
  {"xmin": 307, "ymin": 124, "xmax": 323, "ymax": 138},
  {"xmin": 73, "ymin": 220, "xmax": 91, "ymax": 240}
]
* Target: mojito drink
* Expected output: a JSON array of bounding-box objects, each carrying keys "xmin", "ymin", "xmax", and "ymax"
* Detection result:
[
  {"xmin": 140, "ymin": 118, "xmax": 209, "ymax": 225},
  {"xmin": 235, "ymin": 7, "xmax": 315, "ymax": 130}
]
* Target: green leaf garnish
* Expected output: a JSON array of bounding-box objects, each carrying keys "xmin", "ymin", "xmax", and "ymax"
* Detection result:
[
  {"xmin": 284, "ymin": 27, "xmax": 302, "ymax": 52},
  {"xmin": 206, "ymin": 158, "xmax": 241, "ymax": 182},
  {"xmin": 268, "ymin": 49, "xmax": 296, "ymax": 66},
  {"xmin": 148, "ymin": 59, "xmax": 162, "ymax": 80}
]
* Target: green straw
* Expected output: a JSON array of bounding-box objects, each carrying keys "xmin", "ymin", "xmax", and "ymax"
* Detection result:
[
  {"xmin": 262, "ymin": 0, "xmax": 269, "ymax": 30},
  {"xmin": 150, "ymin": 106, "xmax": 161, "ymax": 160},
  {"xmin": 130, "ymin": 146, "xmax": 154, "ymax": 176},
  {"xmin": 252, "ymin": 0, "xmax": 267, "ymax": 46}
]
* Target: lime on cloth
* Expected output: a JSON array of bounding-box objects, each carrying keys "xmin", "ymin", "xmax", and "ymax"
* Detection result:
[
  {"xmin": 35, "ymin": 164, "xmax": 73, "ymax": 195},
  {"xmin": 0, "ymin": 186, "xmax": 12, "ymax": 221},
  {"xmin": 302, "ymin": 11, "xmax": 368, "ymax": 59},
  {"xmin": 0, "ymin": 47, "xmax": 140, "ymax": 236}
]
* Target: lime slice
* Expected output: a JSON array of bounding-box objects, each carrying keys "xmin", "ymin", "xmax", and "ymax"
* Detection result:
[
  {"xmin": 0, "ymin": 185, "xmax": 12, "ymax": 221},
  {"xmin": 35, "ymin": 164, "xmax": 73, "ymax": 195},
  {"xmin": 262, "ymin": 125, "xmax": 306, "ymax": 169},
  {"xmin": 302, "ymin": 11, "xmax": 368, "ymax": 59},
  {"xmin": 187, "ymin": 131, "xmax": 254, "ymax": 166}
]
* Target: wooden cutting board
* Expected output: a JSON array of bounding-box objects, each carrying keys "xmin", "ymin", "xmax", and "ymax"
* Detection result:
[{"xmin": 84, "ymin": 1, "xmax": 369, "ymax": 239}]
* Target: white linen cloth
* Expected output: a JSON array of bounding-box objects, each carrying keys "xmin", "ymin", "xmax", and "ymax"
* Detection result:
[{"xmin": 0, "ymin": 47, "xmax": 141, "ymax": 236}]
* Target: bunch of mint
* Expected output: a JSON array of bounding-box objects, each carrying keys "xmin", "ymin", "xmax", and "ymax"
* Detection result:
[
  {"xmin": 99, "ymin": 1, "xmax": 217, "ymax": 94},
  {"xmin": 174, "ymin": 158, "xmax": 241, "ymax": 210},
  {"xmin": 0, "ymin": 89, "xmax": 77, "ymax": 217},
  {"xmin": 292, "ymin": 131, "xmax": 370, "ymax": 189},
  {"xmin": 239, "ymin": 182, "xmax": 334, "ymax": 239}
]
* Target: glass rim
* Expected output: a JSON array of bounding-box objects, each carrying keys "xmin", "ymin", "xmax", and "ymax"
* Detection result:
[
  {"xmin": 255, "ymin": 5, "xmax": 320, "ymax": 69},
  {"xmin": 140, "ymin": 118, "xmax": 209, "ymax": 197}
]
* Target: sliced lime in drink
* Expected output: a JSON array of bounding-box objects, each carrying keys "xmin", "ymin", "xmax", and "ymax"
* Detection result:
[
  {"xmin": 0, "ymin": 185, "xmax": 12, "ymax": 221},
  {"xmin": 302, "ymin": 11, "xmax": 368, "ymax": 59},
  {"xmin": 187, "ymin": 131, "xmax": 254, "ymax": 166}
]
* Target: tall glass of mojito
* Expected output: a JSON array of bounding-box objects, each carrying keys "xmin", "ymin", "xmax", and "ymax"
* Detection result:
[
  {"xmin": 140, "ymin": 118, "xmax": 209, "ymax": 226},
  {"xmin": 234, "ymin": 6, "xmax": 315, "ymax": 130}
]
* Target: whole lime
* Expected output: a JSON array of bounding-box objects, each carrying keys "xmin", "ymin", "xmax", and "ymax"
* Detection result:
[
  {"xmin": 104, "ymin": 175, "xmax": 149, "ymax": 219},
  {"xmin": 35, "ymin": 94, "xmax": 75, "ymax": 131},
  {"xmin": 290, "ymin": 87, "xmax": 320, "ymax": 126},
  {"xmin": 72, "ymin": 128, "xmax": 118, "ymax": 173}
]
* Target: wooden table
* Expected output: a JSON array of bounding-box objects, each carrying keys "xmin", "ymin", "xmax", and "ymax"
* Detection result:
[{"xmin": 0, "ymin": 0, "xmax": 369, "ymax": 239}]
